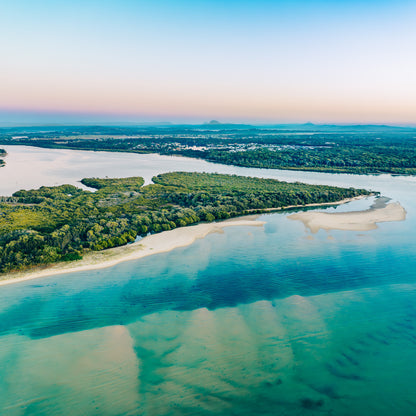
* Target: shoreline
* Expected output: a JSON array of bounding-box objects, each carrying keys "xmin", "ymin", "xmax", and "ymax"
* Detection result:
[
  {"xmin": 3, "ymin": 144, "xmax": 416, "ymax": 177},
  {"xmin": 0, "ymin": 195, "xmax": 367, "ymax": 286},
  {"xmin": 288, "ymin": 200, "xmax": 406, "ymax": 233},
  {"xmin": 255, "ymin": 195, "xmax": 369, "ymax": 213},
  {"xmin": 0, "ymin": 216, "xmax": 265, "ymax": 286}
]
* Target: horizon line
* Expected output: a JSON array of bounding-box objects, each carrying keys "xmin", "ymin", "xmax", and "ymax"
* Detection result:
[{"xmin": 1, "ymin": 121, "xmax": 416, "ymax": 129}]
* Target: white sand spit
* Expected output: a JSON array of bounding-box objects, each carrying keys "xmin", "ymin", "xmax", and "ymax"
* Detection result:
[{"xmin": 288, "ymin": 202, "xmax": 406, "ymax": 233}]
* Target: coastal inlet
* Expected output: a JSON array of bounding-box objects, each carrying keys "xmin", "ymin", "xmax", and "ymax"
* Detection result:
[{"xmin": 0, "ymin": 146, "xmax": 415, "ymax": 415}]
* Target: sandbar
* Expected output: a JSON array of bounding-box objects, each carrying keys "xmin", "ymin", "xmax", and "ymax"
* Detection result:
[
  {"xmin": 288, "ymin": 201, "xmax": 406, "ymax": 233},
  {"xmin": 0, "ymin": 217, "xmax": 265, "ymax": 286},
  {"xmin": 0, "ymin": 195, "xmax": 375, "ymax": 285}
]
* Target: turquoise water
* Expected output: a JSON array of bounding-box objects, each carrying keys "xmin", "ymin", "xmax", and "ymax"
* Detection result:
[{"xmin": 1, "ymin": 148, "xmax": 416, "ymax": 415}]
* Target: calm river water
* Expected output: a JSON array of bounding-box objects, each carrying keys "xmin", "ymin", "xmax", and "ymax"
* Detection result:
[{"xmin": 0, "ymin": 145, "xmax": 415, "ymax": 415}]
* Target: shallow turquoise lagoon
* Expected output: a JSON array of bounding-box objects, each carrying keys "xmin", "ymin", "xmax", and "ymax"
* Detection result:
[{"xmin": 0, "ymin": 147, "xmax": 416, "ymax": 415}]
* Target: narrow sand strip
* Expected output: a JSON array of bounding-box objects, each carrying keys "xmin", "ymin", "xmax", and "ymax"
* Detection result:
[
  {"xmin": 288, "ymin": 202, "xmax": 406, "ymax": 233},
  {"xmin": 0, "ymin": 195, "xmax": 372, "ymax": 285},
  {"xmin": 0, "ymin": 217, "xmax": 265, "ymax": 286}
]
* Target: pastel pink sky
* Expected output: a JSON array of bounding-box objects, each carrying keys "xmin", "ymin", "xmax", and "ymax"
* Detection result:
[{"xmin": 1, "ymin": 1, "xmax": 415, "ymax": 124}]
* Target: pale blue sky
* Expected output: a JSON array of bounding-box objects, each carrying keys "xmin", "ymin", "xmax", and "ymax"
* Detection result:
[{"xmin": 0, "ymin": 0, "xmax": 415, "ymax": 124}]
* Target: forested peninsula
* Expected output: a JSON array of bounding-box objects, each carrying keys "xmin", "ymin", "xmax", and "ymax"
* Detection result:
[{"xmin": 0, "ymin": 172, "xmax": 371, "ymax": 274}]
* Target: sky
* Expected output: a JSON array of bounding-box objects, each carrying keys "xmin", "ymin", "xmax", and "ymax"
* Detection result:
[{"xmin": 0, "ymin": 0, "xmax": 415, "ymax": 125}]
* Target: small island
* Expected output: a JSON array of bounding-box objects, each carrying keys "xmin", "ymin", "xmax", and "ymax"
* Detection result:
[
  {"xmin": 0, "ymin": 148, "xmax": 6, "ymax": 167},
  {"xmin": 0, "ymin": 172, "xmax": 371, "ymax": 278}
]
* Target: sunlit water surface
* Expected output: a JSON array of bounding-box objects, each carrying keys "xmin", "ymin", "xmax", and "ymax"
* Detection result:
[{"xmin": 0, "ymin": 146, "xmax": 416, "ymax": 415}]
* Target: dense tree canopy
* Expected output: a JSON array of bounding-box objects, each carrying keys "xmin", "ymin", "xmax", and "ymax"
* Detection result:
[
  {"xmin": 0, "ymin": 148, "xmax": 5, "ymax": 167},
  {"xmin": 0, "ymin": 172, "xmax": 370, "ymax": 274},
  {"xmin": 178, "ymin": 146, "xmax": 416, "ymax": 175},
  {"xmin": 2, "ymin": 126, "xmax": 416, "ymax": 175}
]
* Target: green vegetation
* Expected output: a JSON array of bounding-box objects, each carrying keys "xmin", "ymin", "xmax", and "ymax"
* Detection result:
[
  {"xmin": 81, "ymin": 177, "xmax": 145, "ymax": 190},
  {"xmin": 178, "ymin": 146, "xmax": 416, "ymax": 175},
  {"xmin": 0, "ymin": 148, "xmax": 5, "ymax": 167},
  {"xmin": 0, "ymin": 172, "xmax": 370, "ymax": 274},
  {"xmin": 2, "ymin": 124, "xmax": 416, "ymax": 175}
]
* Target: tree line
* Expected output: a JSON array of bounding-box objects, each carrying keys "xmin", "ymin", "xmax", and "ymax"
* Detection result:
[
  {"xmin": 0, "ymin": 148, "xmax": 5, "ymax": 167},
  {"xmin": 0, "ymin": 172, "xmax": 371, "ymax": 274},
  {"xmin": 2, "ymin": 129, "xmax": 416, "ymax": 175}
]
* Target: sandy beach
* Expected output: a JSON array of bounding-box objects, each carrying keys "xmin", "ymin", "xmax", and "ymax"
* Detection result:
[
  {"xmin": 0, "ymin": 217, "xmax": 265, "ymax": 286},
  {"xmin": 288, "ymin": 201, "xmax": 406, "ymax": 233},
  {"xmin": 0, "ymin": 195, "xmax": 372, "ymax": 286}
]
